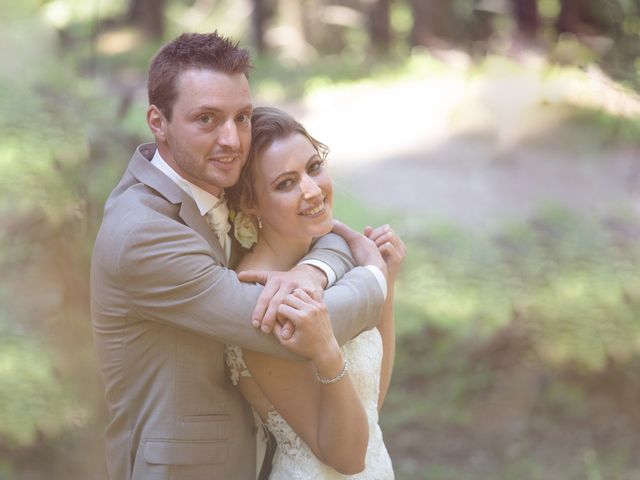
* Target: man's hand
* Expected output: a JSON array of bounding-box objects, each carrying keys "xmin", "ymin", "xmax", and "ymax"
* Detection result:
[
  {"xmin": 331, "ymin": 221, "xmax": 388, "ymax": 276},
  {"xmin": 237, "ymin": 264, "xmax": 327, "ymax": 337}
]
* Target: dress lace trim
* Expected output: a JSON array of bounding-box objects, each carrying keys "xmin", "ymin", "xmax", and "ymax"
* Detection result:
[{"xmin": 224, "ymin": 344, "xmax": 251, "ymax": 386}]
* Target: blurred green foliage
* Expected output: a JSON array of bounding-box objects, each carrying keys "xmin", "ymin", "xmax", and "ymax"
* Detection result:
[
  {"xmin": 0, "ymin": 1, "xmax": 130, "ymax": 468},
  {"xmin": 0, "ymin": 327, "xmax": 79, "ymax": 447},
  {"xmin": 391, "ymin": 206, "xmax": 640, "ymax": 369}
]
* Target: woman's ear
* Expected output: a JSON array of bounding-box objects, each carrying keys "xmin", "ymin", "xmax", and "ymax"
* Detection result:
[
  {"xmin": 243, "ymin": 202, "xmax": 259, "ymax": 217},
  {"xmin": 147, "ymin": 105, "xmax": 167, "ymax": 141}
]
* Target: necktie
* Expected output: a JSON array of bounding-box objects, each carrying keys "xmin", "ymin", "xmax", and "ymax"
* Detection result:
[{"xmin": 205, "ymin": 198, "xmax": 231, "ymax": 260}]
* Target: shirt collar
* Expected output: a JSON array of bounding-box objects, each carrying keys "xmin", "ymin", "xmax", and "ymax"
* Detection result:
[{"xmin": 150, "ymin": 149, "xmax": 221, "ymax": 216}]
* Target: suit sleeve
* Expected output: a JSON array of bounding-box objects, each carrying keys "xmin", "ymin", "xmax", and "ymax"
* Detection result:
[
  {"xmin": 118, "ymin": 220, "xmax": 383, "ymax": 355},
  {"xmin": 302, "ymin": 232, "xmax": 384, "ymax": 343},
  {"xmin": 302, "ymin": 232, "xmax": 356, "ymax": 281}
]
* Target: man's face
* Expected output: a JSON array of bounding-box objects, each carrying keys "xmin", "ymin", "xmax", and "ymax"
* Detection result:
[{"xmin": 153, "ymin": 69, "xmax": 252, "ymax": 197}]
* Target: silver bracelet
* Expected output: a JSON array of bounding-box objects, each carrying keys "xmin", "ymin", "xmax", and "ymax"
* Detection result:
[{"xmin": 315, "ymin": 359, "xmax": 349, "ymax": 385}]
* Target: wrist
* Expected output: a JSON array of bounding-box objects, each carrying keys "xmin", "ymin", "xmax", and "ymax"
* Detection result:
[
  {"xmin": 378, "ymin": 262, "xmax": 388, "ymax": 281},
  {"xmin": 293, "ymin": 263, "xmax": 328, "ymax": 289},
  {"xmin": 316, "ymin": 358, "xmax": 349, "ymax": 385},
  {"xmin": 313, "ymin": 343, "xmax": 344, "ymax": 378}
]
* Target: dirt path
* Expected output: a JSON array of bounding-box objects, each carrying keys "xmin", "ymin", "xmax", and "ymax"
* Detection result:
[
  {"xmin": 294, "ymin": 61, "xmax": 640, "ymax": 232},
  {"xmin": 336, "ymin": 133, "xmax": 639, "ymax": 231}
]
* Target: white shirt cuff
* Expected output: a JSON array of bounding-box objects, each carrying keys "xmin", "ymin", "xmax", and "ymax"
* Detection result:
[
  {"xmin": 364, "ymin": 265, "xmax": 387, "ymax": 301},
  {"xmin": 298, "ymin": 259, "xmax": 337, "ymax": 288}
]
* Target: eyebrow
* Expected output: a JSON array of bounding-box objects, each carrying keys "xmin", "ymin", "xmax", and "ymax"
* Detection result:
[
  {"xmin": 270, "ymin": 153, "xmax": 320, "ymax": 186},
  {"xmin": 190, "ymin": 103, "xmax": 253, "ymax": 115}
]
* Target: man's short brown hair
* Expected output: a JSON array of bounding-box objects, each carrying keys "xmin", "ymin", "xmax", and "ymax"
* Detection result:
[{"xmin": 148, "ymin": 31, "xmax": 251, "ymax": 120}]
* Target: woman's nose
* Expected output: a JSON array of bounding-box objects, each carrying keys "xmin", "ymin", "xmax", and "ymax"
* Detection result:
[{"xmin": 300, "ymin": 175, "xmax": 321, "ymax": 200}]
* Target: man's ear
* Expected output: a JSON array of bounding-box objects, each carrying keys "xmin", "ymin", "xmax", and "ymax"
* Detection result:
[{"xmin": 147, "ymin": 105, "xmax": 167, "ymax": 141}]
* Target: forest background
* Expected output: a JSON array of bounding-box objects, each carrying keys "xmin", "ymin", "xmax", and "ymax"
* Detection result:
[{"xmin": 2, "ymin": 0, "xmax": 640, "ymax": 478}]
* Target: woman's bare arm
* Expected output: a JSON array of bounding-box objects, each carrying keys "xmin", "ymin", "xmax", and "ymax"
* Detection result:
[
  {"xmin": 241, "ymin": 290, "xmax": 369, "ymax": 475},
  {"xmin": 364, "ymin": 224, "xmax": 406, "ymax": 410}
]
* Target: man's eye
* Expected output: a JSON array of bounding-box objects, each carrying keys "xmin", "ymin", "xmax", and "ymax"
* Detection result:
[
  {"xmin": 237, "ymin": 113, "xmax": 251, "ymax": 123},
  {"xmin": 199, "ymin": 114, "xmax": 214, "ymax": 124},
  {"xmin": 276, "ymin": 179, "xmax": 294, "ymax": 190}
]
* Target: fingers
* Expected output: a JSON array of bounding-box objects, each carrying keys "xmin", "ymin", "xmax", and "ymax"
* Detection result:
[
  {"xmin": 306, "ymin": 288, "xmax": 322, "ymax": 302},
  {"xmin": 251, "ymin": 277, "xmax": 278, "ymax": 329},
  {"xmin": 259, "ymin": 285, "xmax": 317, "ymax": 333},
  {"xmin": 373, "ymin": 231, "xmax": 395, "ymax": 248},
  {"xmin": 251, "ymin": 268, "xmax": 326, "ymax": 334},
  {"xmin": 238, "ymin": 270, "xmax": 269, "ymax": 285},
  {"xmin": 380, "ymin": 236, "xmax": 406, "ymax": 258},
  {"xmin": 242, "ymin": 269, "xmax": 273, "ymax": 327},
  {"xmin": 278, "ymin": 289, "xmax": 326, "ymax": 320},
  {"xmin": 292, "ymin": 288, "xmax": 315, "ymax": 303},
  {"xmin": 275, "ymin": 318, "xmax": 295, "ymax": 341},
  {"xmin": 379, "ymin": 241, "xmax": 401, "ymax": 260},
  {"xmin": 331, "ymin": 220, "xmax": 361, "ymax": 244},
  {"xmin": 276, "ymin": 303, "xmax": 302, "ymax": 329},
  {"xmin": 260, "ymin": 289, "xmax": 289, "ymax": 333},
  {"xmin": 275, "ymin": 293, "xmax": 330, "ymax": 357},
  {"xmin": 272, "ymin": 321, "xmax": 285, "ymax": 343},
  {"xmin": 365, "ymin": 224, "xmax": 407, "ymax": 274},
  {"xmin": 366, "ymin": 224, "xmax": 391, "ymax": 243},
  {"xmin": 367, "ymin": 224, "xmax": 405, "ymax": 251}
]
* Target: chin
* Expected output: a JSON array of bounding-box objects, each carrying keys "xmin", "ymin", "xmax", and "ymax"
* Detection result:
[{"xmin": 314, "ymin": 218, "xmax": 334, "ymax": 237}]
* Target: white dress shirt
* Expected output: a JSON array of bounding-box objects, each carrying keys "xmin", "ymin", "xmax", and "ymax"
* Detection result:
[{"xmin": 151, "ymin": 150, "xmax": 231, "ymax": 259}]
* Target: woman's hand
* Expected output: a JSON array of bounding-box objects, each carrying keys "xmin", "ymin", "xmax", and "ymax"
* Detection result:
[
  {"xmin": 274, "ymin": 289, "xmax": 343, "ymax": 373},
  {"xmin": 365, "ymin": 224, "xmax": 406, "ymax": 283},
  {"xmin": 332, "ymin": 220, "xmax": 387, "ymax": 278}
]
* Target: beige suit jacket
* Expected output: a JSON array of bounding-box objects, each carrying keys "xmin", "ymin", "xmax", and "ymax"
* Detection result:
[{"xmin": 90, "ymin": 143, "xmax": 384, "ymax": 480}]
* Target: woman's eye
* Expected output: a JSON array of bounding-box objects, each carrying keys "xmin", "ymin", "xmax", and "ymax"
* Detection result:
[
  {"xmin": 276, "ymin": 179, "xmax": 294, "ymax": 190},
  {"xmin": 308, "ymin": 160, "xmax": 324, "ymax": 174}
]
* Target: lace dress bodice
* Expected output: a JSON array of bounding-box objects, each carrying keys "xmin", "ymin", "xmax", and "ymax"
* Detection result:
[{"xmin": 225, "ymin": 329, "xmax": 394, "ymax": 479}]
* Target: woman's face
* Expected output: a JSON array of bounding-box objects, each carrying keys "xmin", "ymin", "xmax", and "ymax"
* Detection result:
[{"xmin": 251, "ymin": 132, "xmax": 333, "ymax": 244}]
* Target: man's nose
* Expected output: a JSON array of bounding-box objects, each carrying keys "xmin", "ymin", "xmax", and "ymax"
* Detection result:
[
  {"xmin": 218, "ymin": 120, "xmax": 240, "ymax": 149},
  {"xmin": 300, "ymin": 175, "xmax": 321, "ymax": 200}
]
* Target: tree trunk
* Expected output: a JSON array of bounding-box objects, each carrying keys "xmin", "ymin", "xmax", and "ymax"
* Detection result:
[
  {"xmin": 127, "ymin": 0, "xmax": 166, "ymax": 40},
  {"xmin": 557, "ymin": 0, "xmax": 605, "ymax": 36},
  {"xmin": 513, "ymin": 0, "xmax": 539, "ymax": 39},
  {"xmin": 277, "ymin": 0, "xmax": 309, "ymax": 60},
  {"xmin": 251, "ymin": 0, "xmax": 267, "ymax": 54},
  {"xmin": 368, "ymin": 0, "xmax": 392, "ymax": 54},
  {"xmin": 408, "ymin": 0, "xmax": 455, "ymax": 48}
]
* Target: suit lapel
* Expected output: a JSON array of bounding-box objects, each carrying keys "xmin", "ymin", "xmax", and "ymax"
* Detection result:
[
  {"xmin": 178, "ymin": 200, "xmax": 228, "ymax": 265},
  {"xmin": 129, "ymin": 143, "xmax": 229, "ymax": 266}
]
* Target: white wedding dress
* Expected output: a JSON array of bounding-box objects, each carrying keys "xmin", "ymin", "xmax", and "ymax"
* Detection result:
[{"xmin": 225, "ymin": 328, "xmax": 394, "ymax": 479}]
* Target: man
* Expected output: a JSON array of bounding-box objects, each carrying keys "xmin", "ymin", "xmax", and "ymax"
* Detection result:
[{"xmin": 90, "ymin": 32, "xmax": 386, "ymax": 480}]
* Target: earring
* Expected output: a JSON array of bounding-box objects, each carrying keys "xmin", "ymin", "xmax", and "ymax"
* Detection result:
[{"xmin": 257, "ymin": 216, "xmax": 263, "ymax": 229}]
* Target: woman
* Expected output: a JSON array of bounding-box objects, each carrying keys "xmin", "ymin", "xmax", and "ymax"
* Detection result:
[{"xmin": 225, "ymin": 106, "xmax": 405, "ymax": 479}]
